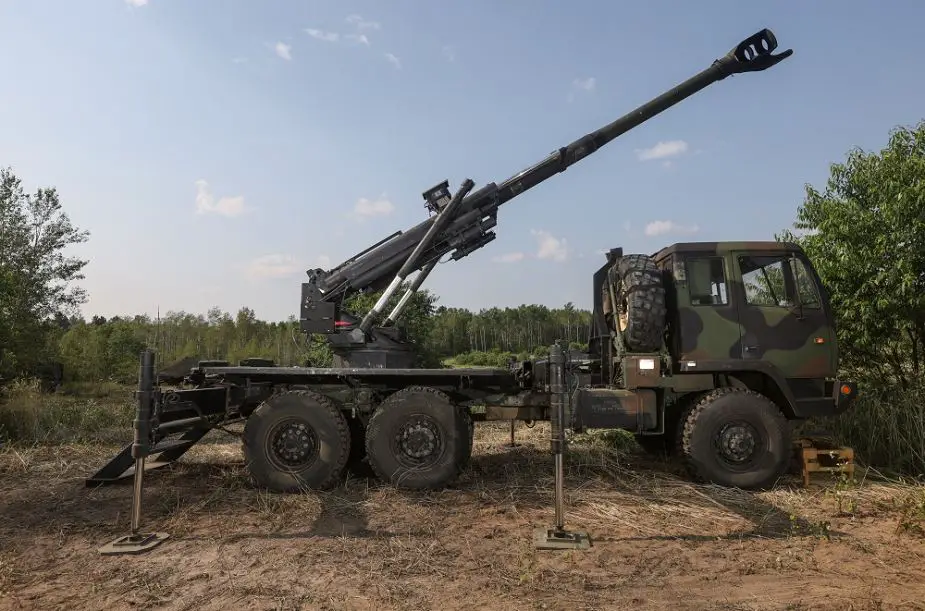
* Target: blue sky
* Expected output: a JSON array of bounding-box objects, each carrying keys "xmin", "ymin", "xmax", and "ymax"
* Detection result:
[{"xmin": 2, "ymin": 0, "xmax": 923, "ymax": 322}]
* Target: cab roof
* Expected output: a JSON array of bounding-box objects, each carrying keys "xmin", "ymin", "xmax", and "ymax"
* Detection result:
[{"xmin": 652, "ymin": 241, "xmax": 803, "ymax": 261}]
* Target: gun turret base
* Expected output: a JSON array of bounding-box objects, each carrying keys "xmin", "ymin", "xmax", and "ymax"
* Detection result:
[{"xmin": 329, "ymin": 326, "xmax": 420, "ymax": 369}]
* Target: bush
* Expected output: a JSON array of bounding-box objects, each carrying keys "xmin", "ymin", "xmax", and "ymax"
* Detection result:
[{"xmin": 825, "ymin": 378, "xmax": 925, "ymax": 479}]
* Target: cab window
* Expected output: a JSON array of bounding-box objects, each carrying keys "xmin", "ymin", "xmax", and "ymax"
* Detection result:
[
  {"xmin": 738, "ymin": 253, "xmax": 821, "ymax": 309},
  {"xmin": 685, "ymin": 257, "xmax": 728, "ymax": 305},
  {"xmin": 790, "ymin": 256, "xmax": 821, "ymax": 309}
]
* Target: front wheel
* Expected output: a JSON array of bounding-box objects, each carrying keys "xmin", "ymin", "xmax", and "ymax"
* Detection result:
[{"xmin": 677, "ymin": 387, "xmax": 791, "ymax": 489}]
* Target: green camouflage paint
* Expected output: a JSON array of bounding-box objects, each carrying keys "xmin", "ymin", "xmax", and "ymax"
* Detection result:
[{"xmin": 652, "ymin": 241, "xmax": 839, "ymax": 411}]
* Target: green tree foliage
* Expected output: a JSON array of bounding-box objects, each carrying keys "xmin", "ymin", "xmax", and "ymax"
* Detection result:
[
  {"xmin": 779, "ymin": 121, "xmax": 925, "ymax": 476},
  {"xmin": 779, "ymin": 120, "xmax": 925, "ymax": 388},
  {"xmin": 0, "ymin": 167, "xmax": 89, "ymax": 379}
]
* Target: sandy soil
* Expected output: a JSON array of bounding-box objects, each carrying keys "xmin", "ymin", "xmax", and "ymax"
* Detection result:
[{"xmin": 2, "ymin": 422, "xmax": 925, "ymax": 611}]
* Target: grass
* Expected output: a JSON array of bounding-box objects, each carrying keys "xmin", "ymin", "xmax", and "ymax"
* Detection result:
[
  {"xmin": 0, "ymin": 378, "xmax": 134, "ymax": 446},
  {"xmin": 819, "ymin": 380, "xmax": 925, "ymax": 480}
]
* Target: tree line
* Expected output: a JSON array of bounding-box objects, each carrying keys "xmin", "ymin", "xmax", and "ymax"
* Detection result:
[{"xmin": 40, "ymin": 299, "xmax": 593, "ymax": 384}]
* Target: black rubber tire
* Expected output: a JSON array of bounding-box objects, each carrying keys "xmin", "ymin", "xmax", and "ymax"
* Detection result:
[
  {"xmin": 365, "ymin": 386, "xmax": 469, "ymax": 490},
  {"xmin": 676, "ymin": 387, "xmax": 791, "ymax": 489},
  {"xmin": 242, "ymin": 389, "xmax": 350, "ymax": 492},
  {"xmin": 614, "ymin": 254, "xmax": 667, "ymax": 352}
]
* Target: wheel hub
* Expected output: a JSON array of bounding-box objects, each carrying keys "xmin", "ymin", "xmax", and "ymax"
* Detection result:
[
  {"xmin": 716, "ymin": 422, "xmax": 759, "ymax": 463},
  {"xmin": 270, "ymin": 420, "xmax": 318, "ymax": 468},
  {"xmin": 396, "ymin": 417, "xmax": 442, "ymax": 461}
]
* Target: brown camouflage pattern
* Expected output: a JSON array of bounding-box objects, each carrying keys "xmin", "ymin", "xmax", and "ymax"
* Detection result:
[{"xmin": 653, "ymin": 241, "xmax": 838, "ymax": 407}]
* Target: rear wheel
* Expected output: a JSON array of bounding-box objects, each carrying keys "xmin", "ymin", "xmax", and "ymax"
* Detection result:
[
  {"xmin": 365, "ymin": 386, "xmax": 470, "ymax": 490},
  {"xmin": 242, "ymin": 390, "xmax": 350, "ymax": 492},
  {"xmin": 677, "ymin": 387, "xmax": 791, "ymax": 489}
]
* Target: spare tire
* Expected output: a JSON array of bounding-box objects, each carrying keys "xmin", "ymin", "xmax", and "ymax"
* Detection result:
[{"xmin": 613, "ymin": 254, "xmax": 667, "ymax": 352}]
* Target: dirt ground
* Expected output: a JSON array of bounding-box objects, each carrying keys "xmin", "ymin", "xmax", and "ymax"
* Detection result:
[{"xmin": 2, "ymin": 422, "xmax": 925, "ymax": 611}]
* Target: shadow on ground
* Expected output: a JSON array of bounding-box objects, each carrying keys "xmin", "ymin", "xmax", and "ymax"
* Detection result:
[{"xmin": 0, "ymin": 426, "xmax": 838, "ymax": 547}]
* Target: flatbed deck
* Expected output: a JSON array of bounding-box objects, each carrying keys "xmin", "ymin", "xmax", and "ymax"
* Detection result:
[
  {"xmin": 192, "ymin": 365, "xmax": 522, "ymax": 390},
  {"xmin": 200, "ymin": 365, "xmax": 513, "ymax": 378}
]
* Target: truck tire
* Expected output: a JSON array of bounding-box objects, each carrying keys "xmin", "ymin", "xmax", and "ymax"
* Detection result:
[
  {"xmin": 614, "ymin": 254, "xmax": 667, "ymax": 352},
  {"xmin": 677, "ymin": 387, "xmax": 791, "ymax": 489},
  {"xmin": 242, "ymin": 389, "xmax": 350, "ymax": 492},
  {"xmin": 365, "ymin": 386, "xmax": 470, "ymax": 490}
]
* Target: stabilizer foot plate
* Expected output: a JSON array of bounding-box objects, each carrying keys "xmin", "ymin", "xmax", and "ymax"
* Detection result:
[
  {"xmin": 533, "ymin": 527, "xmax": 591, "ymax": 550},
  {"xmin": 98, "ymin": 532, "xmax": 170, "ymax": 555}
]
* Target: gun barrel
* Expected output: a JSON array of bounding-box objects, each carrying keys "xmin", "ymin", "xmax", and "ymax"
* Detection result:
[
  {"xmin": 490, "ymin": 28, "xmax": 791, "ymax": 208},
  {"xmin": 303, "ymin": 28, "xmax": 791, "ymax": 317}
]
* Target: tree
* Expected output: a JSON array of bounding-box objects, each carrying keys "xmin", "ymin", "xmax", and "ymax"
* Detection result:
[
  {"xmin": 0, "ymin": 167, "xmax": 89, "ymax": 377},
  {"xmin": 778, "ymin": 120, "xmax": 925, "ymax": 388}
]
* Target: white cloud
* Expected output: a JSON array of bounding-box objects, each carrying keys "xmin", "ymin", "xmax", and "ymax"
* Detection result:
[
  {"xmin": 644, "ymin": 220, "xmax": 700, "ymax": 237},
  {"xmin": 531, "ymin": 229, "xmax": 568, "ymax": 262},
  {"xmin": 635, "ymin": 140, "xmax": 689, "ymax": 161},
  {"xmin": 125, "ymin": 0, "xmax": 147, "ymax": 6},
  {"xmin": 442, "ymin": 46, "xmax": 456, "ymax": 62},
  {"xmin": 492, "ymin": 252, "xmax": 525, "ymax": 263},
  {"xmin": 274, "ymin": 42, "xmax": 292, "ymax": 60},
  {"xmin": 305, "ymin": 29, "xmax": 339, "ymax": 43},
  {"xmin": 246, "ymin": 254, "xmax": 301, "ymax": 279},
  {"xmin": 352, "ymin": 196, "xmax": 395, "ymax": 220},
  {"xmin": 194, "ymin": 180, "xmax": 247, "ymax": 217},
  {"xmin": 384, "ymin": 52, "xmax": 401, "ymax": 69},
  {"xmin": 346, "ymin": 33, "xmax": 370, "ymax": 46},
  {"xmin": 346, "ymin": 14, "xmax": 381, "ymax": 30},
  {"xmin": 573, "ymin": 77, "xmax": 596, "ymax": 92}
]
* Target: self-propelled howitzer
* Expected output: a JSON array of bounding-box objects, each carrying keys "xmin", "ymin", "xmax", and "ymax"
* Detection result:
[
  {"xmin": 92, "ymin": 27, "xmax": 859, "ymax": 535},
  {"xmin": 300, "ymin": 29, "xmax": 792, "ymax": 368}
]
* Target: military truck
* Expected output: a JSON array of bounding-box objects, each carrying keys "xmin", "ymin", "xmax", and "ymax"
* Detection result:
[
  {"xmin": 87, "ymin": 28, "xmax": 855, "ymax": 496},
  {"xmin": 583, "ymin": 242, "xmax": 856, "ymax": 488}
]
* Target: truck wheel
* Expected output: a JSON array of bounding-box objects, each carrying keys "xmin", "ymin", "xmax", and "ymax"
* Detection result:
[
  {"xmin": 677, "ymin": 387, "xmax": 790, "ymax": 489},
  {"xmin": 614, "ymin": 254, "xmax": 667, "ymax": 352},
  {"xmin": 365, "ymin": 386, "xmax": 469, "ymax": 490},
  {"xmin": 242, "ymin": 389, "xmax": 350, "ymax": 492}
]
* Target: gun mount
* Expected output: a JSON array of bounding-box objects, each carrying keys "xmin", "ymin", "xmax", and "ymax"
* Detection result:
[{"xmin": 300, "ymin": 29, "xmax": 793, "ymax": 368}]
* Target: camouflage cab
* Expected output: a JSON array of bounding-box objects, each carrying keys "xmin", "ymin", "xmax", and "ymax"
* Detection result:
[
  {"xmin": 654, "ymin": 240, "xmax": 855, "ymax": 419},
  {"xmin": 579, "ymin": 241, "xmax": 857, "ymax": 489}
]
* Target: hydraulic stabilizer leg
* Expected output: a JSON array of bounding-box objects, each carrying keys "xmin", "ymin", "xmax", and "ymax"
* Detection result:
[
  {"xmin": 534, "ymin": 341, "xmax": 591, "ymax": 550},
  {"xmin": 98, "ymin": 350, "xmax": 170, "ymax": 555}
]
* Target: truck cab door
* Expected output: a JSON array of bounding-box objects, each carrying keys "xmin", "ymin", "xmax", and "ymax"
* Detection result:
[{"xmin": 731, "ymin": 250, "xmax": 836, "ymax": 408}]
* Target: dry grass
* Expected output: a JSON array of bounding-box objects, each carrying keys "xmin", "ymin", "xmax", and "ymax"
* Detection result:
[
  {"xmin": 3, "ymin": 418, "xmax": 925, "ymax": 610},
  {"xmin": 0, "ymin": 379, "xmax": 134, "ymax": 446}
]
